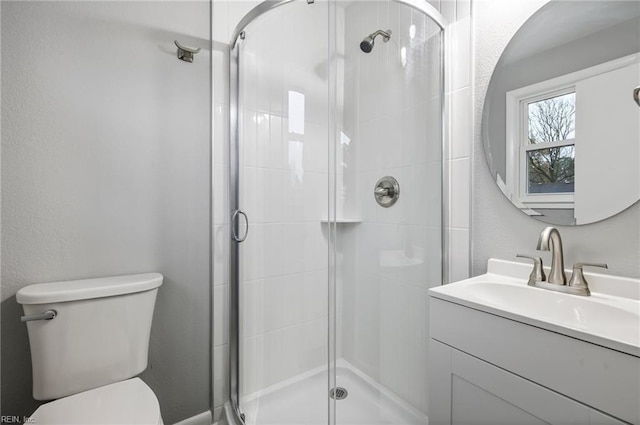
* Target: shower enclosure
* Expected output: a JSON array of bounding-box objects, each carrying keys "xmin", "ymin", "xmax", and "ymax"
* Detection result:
[{"xmin": 227, "ymin": 1, "xmax": 445, "ymax": 423}]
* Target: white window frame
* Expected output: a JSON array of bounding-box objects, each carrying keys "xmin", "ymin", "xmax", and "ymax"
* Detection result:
[
  {"xmin": 519, "ymin": 88, "xmax": 576, "ymax": 208},
  {"xmin": 505, "ymin": 52, "xmax": 639, "ymax": 210}
]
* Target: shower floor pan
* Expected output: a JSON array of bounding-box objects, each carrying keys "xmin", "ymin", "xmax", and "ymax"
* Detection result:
[{"xmin": 240, "ymin": 359, "xmax": 427, "ymax": 425}]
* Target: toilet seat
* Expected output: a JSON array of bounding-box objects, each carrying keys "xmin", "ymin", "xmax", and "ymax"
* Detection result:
[{"xmin": 29, "ymin": 378, "xmax": 163, "ymax": 425}]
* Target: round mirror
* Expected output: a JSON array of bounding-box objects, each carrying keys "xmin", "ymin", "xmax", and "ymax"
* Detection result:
[{"xmin": 482, "ymin": 0, "xmax": 640, "ymax": 225}]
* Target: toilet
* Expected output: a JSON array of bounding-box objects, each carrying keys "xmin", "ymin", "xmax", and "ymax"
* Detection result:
[{"xmin": 16, "ymin": 273, "xmax": 164, "ymax": 424}]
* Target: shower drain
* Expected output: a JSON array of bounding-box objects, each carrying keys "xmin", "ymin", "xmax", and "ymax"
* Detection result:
[{"xmin": 330, "ymin": 387, "xmax": 348, "ymax": 400}]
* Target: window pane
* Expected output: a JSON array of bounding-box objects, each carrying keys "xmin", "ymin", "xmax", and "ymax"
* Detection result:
[
  {"xmin": 528, "ymin": 92, "xmax": 576, "ymax": 144},
  {"xmin": 527, "ymin": 145, "xmax": 575, "ymax": 194}
]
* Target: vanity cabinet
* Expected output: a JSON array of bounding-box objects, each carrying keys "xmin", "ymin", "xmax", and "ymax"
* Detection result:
[
  {"xmin": 430, "ymin": 340, "xmax": 626, "ymax": 425},
  {"xmin": 429, "ymin": 297, "xmax": 639, "ymax": 425}
]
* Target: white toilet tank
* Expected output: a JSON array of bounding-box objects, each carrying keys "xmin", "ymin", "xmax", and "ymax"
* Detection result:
[{"xmin": 16, "ymin": 273, "xmax": 163, "ymax": 400}]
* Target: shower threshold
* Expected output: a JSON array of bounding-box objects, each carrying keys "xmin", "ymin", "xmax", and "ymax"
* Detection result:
[{"xmin": 237, "ymin": 359, "xmax": 427, "ymax": 425}]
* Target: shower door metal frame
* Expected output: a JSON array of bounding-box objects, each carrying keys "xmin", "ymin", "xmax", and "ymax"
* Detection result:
[
  {"xmin": 228, "ymin": 34, "xmax": 243, "ymax": 425},
  {"xmin": 227, "ymin": 2, "xmax": 447, "ymax": 425}
]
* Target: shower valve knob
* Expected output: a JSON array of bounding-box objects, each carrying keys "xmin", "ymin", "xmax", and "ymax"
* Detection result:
[{"xmin": 374, "ymin": 176, "xmax": 400, "ymax": 208}]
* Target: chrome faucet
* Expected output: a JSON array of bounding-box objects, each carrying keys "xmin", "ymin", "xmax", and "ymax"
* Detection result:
[
  {"xmin": 536, "ymin": 227, "xmax": 566, "ymax": 285},
  {"xmin": 516, "ymin": 226, "xmax": 608, "ymax": 296}
]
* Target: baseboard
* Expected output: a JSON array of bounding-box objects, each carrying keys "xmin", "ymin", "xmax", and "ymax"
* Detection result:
[
  {"xmin": 213, "ymin": 405, "xmax": 226, "ymax": 425},
  {"xmin": 173, "ymin": 410, "xmax": 212, "ymax": 425}
]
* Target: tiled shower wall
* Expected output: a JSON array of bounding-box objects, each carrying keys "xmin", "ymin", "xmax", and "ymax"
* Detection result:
[
  {"xmin": 339, "ymin": 0, "xmax": 442, "ymax": 415},
  {"xmin": 337, "ymin": 0, "xmax": 472, "ymax": 415},
  {"xmin": 212, "ymin": 0, "xmax": 472, "ymax": 422}
]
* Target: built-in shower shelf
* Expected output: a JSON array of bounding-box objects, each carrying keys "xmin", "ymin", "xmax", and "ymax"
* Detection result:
[{"xmin": 320, "ymin": 218, "xmax": 362, "ymax": 224}]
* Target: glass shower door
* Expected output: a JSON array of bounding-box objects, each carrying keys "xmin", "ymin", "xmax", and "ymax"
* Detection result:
[
  {"xmin": 332, "ymin": 1, "xmax": 444, "ymax": 424},
  {"xmin": 229, "ymin": 1, "xmax": 333, "ymax": 424}
]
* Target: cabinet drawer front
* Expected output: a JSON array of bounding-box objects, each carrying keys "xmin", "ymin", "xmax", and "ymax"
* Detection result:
[
  {"xmin": 451, "ymin": 348, "xmax": 589, "ymax": 424},
  {"xmin": 430, "ymin": 298, "xmax": 640, "ymax": 424}
]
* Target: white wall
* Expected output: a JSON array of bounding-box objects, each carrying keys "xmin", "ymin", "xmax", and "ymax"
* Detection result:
[
  {"xmin": 472, "ymin": 0, "xmax": 640, "ymax": 278},
  {"xmin": 1, "ymin": 2, "xmax": 211, "ymax": 423}
]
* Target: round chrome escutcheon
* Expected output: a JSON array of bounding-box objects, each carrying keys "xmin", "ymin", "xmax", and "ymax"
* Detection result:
[{"xmin": 374, "ymin": 176, "xmax": 400, "ymax": 208}]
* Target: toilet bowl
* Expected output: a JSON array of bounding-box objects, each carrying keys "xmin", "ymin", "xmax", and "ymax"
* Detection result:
[
  {"xmin": 29, "ymin": 378, "xmax": 162, "ymax": 425},
  {"xmin": 17, "ymin": 273, "xmax": 164, "ymax": 424}
]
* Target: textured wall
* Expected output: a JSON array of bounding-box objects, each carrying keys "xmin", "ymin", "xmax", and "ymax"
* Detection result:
[
  {"xmin": 472, "ymin": 0, "xmax": 640, "ymax": 278},
  {"xmin": 1, "ymin": 2, "xmax": 211, "ymax": 423}
]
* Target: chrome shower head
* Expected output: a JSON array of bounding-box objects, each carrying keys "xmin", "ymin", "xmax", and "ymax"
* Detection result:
[
  {"xmin": 360, "ymin": 29, "xmax": 391, "ymax": 53},
  {"xmin": 360, "ymin": 36, "xmax": 375, "ymax": 53}
]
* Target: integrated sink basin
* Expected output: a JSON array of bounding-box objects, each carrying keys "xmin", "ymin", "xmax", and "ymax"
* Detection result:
[{"xmin": 430, "ymin": 259, "xmax": 640, "ymax": 356}]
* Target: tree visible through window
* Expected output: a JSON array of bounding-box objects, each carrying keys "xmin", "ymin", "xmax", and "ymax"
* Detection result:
[{"xmin": 526, "ymin": 92, "xmax": 576, "ymax": 194}]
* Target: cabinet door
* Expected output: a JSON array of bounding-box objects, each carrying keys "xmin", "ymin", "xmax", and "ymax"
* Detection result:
[{"xmin": 429, "ymin": 340, "xmax": 599, "ymax": 425}]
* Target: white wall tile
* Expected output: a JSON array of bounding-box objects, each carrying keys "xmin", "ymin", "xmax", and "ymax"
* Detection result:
[
  {"xmin": 213, "ymin": 50, "xmax": 228, "ymax": 105},
  {"xmin": 303, "ymin": 172, "xmax": 326, "ymax": 221},
  {"xmin": 281, "ymin": 273, "xmax": 306, "ymax": 327},
  {"xmin": 303, "ymin": 223, "xmax": 328, "ymax": 272},
  {"xmin": 304, "ymin": 123, "xmax": 329, "ymax": 173},
  {"xmin": 255, "ymin": 330, "xmax": 284, "ymax": 389},
  {"xmin": 449, "ymin": 227, "xmax": 470, "ymax": 282},
  {"xmin": 241, "ymin": 335, "xmax": 258, "ymax": 394},
  {"xmin": 213, "ymin": 103, "xmax": 228, "ymax": 166},
  {"xmin": 450, "ymin": 157, "xmax": 471, "ymax": 228},
  {"xmin": 213, "ymin": 166, "xmax": 229, "ymax": 225},
  {"xmin": 214, "ymin": 285, "xmax": 229, "ymax": 347},
  {"xmin": 241, "ymin": 279, "xmax": 263, "ymax": 338},
  {"xmin": 268, "ymin": 115, "xmax": 284, "ymax": 169},
  {"xmin": 450, "ymin": 16, "xmax": 472, "ymax": 91},
  {"xmin": 214, "ymin": 345, "xmax": 229, "ymax": 408},
  {"xmin": 242, "ymin": 110, "xmax": 258, "ymax": 167},
  {"xmin": 281, "ymin": 223, "xmax": 306, "ymax": 274},
  {"xmin": 261, "ymin": 277, "xmax": 285, "ymax": 333},
  {"xmin": 351, "ymin": 272, "xmax": 381, "ymax": 380},
  {"xmin": 304, "ymin": 269, "xmax": 328, "ymax": 321},
  {"xmin": 264, "ymin": 224, "xmax": 286, "ymax": 276},
  {"xmin": 281, "ymin": 323, "xmax": 307, "ymax": 379},
  {"xmin": 302, "ymin": 318, "xmax": 328, "ymax": 370},
  {"xmin": 450, "ymin": 87, "xmax": 472, "ymax": 159},
  {"xmin": 255, "ymin": 112, "xmax": 271, "ymax": 167},
  {"xmin": 241, "ymin": 224, "xmax": 265, "ymax": 281},
  {"xmin": 213, "ymin": 224, "xmax": 229, "ymax": 287}
]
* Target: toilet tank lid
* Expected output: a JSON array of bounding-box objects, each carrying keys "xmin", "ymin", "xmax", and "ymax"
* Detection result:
[{"xmin": 16, "ymin": 273, "xmax": 163, "ymax": 305}]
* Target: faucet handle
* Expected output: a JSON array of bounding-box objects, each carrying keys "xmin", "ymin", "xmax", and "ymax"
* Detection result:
[
  {"xmin": 516, "ymin": 254, "xmax": 546, "ymax": 285},
  {"xmin": 568, "ymin": 263, "xmax": 608, "ymax": 293}
]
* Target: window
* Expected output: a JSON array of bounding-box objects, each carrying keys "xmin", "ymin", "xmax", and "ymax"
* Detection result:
[
  {"xmin": 506, "ymin": 89, "xmax": 576, "ymax": 208},
  {"xmin": 525, "ymin": 92, "xmax": 576, "ymax": 197}
]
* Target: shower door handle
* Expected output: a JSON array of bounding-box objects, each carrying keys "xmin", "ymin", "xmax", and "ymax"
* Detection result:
[{"xmin": 231, "ymin": 209, "xmax": 249, "ymax": 242}]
